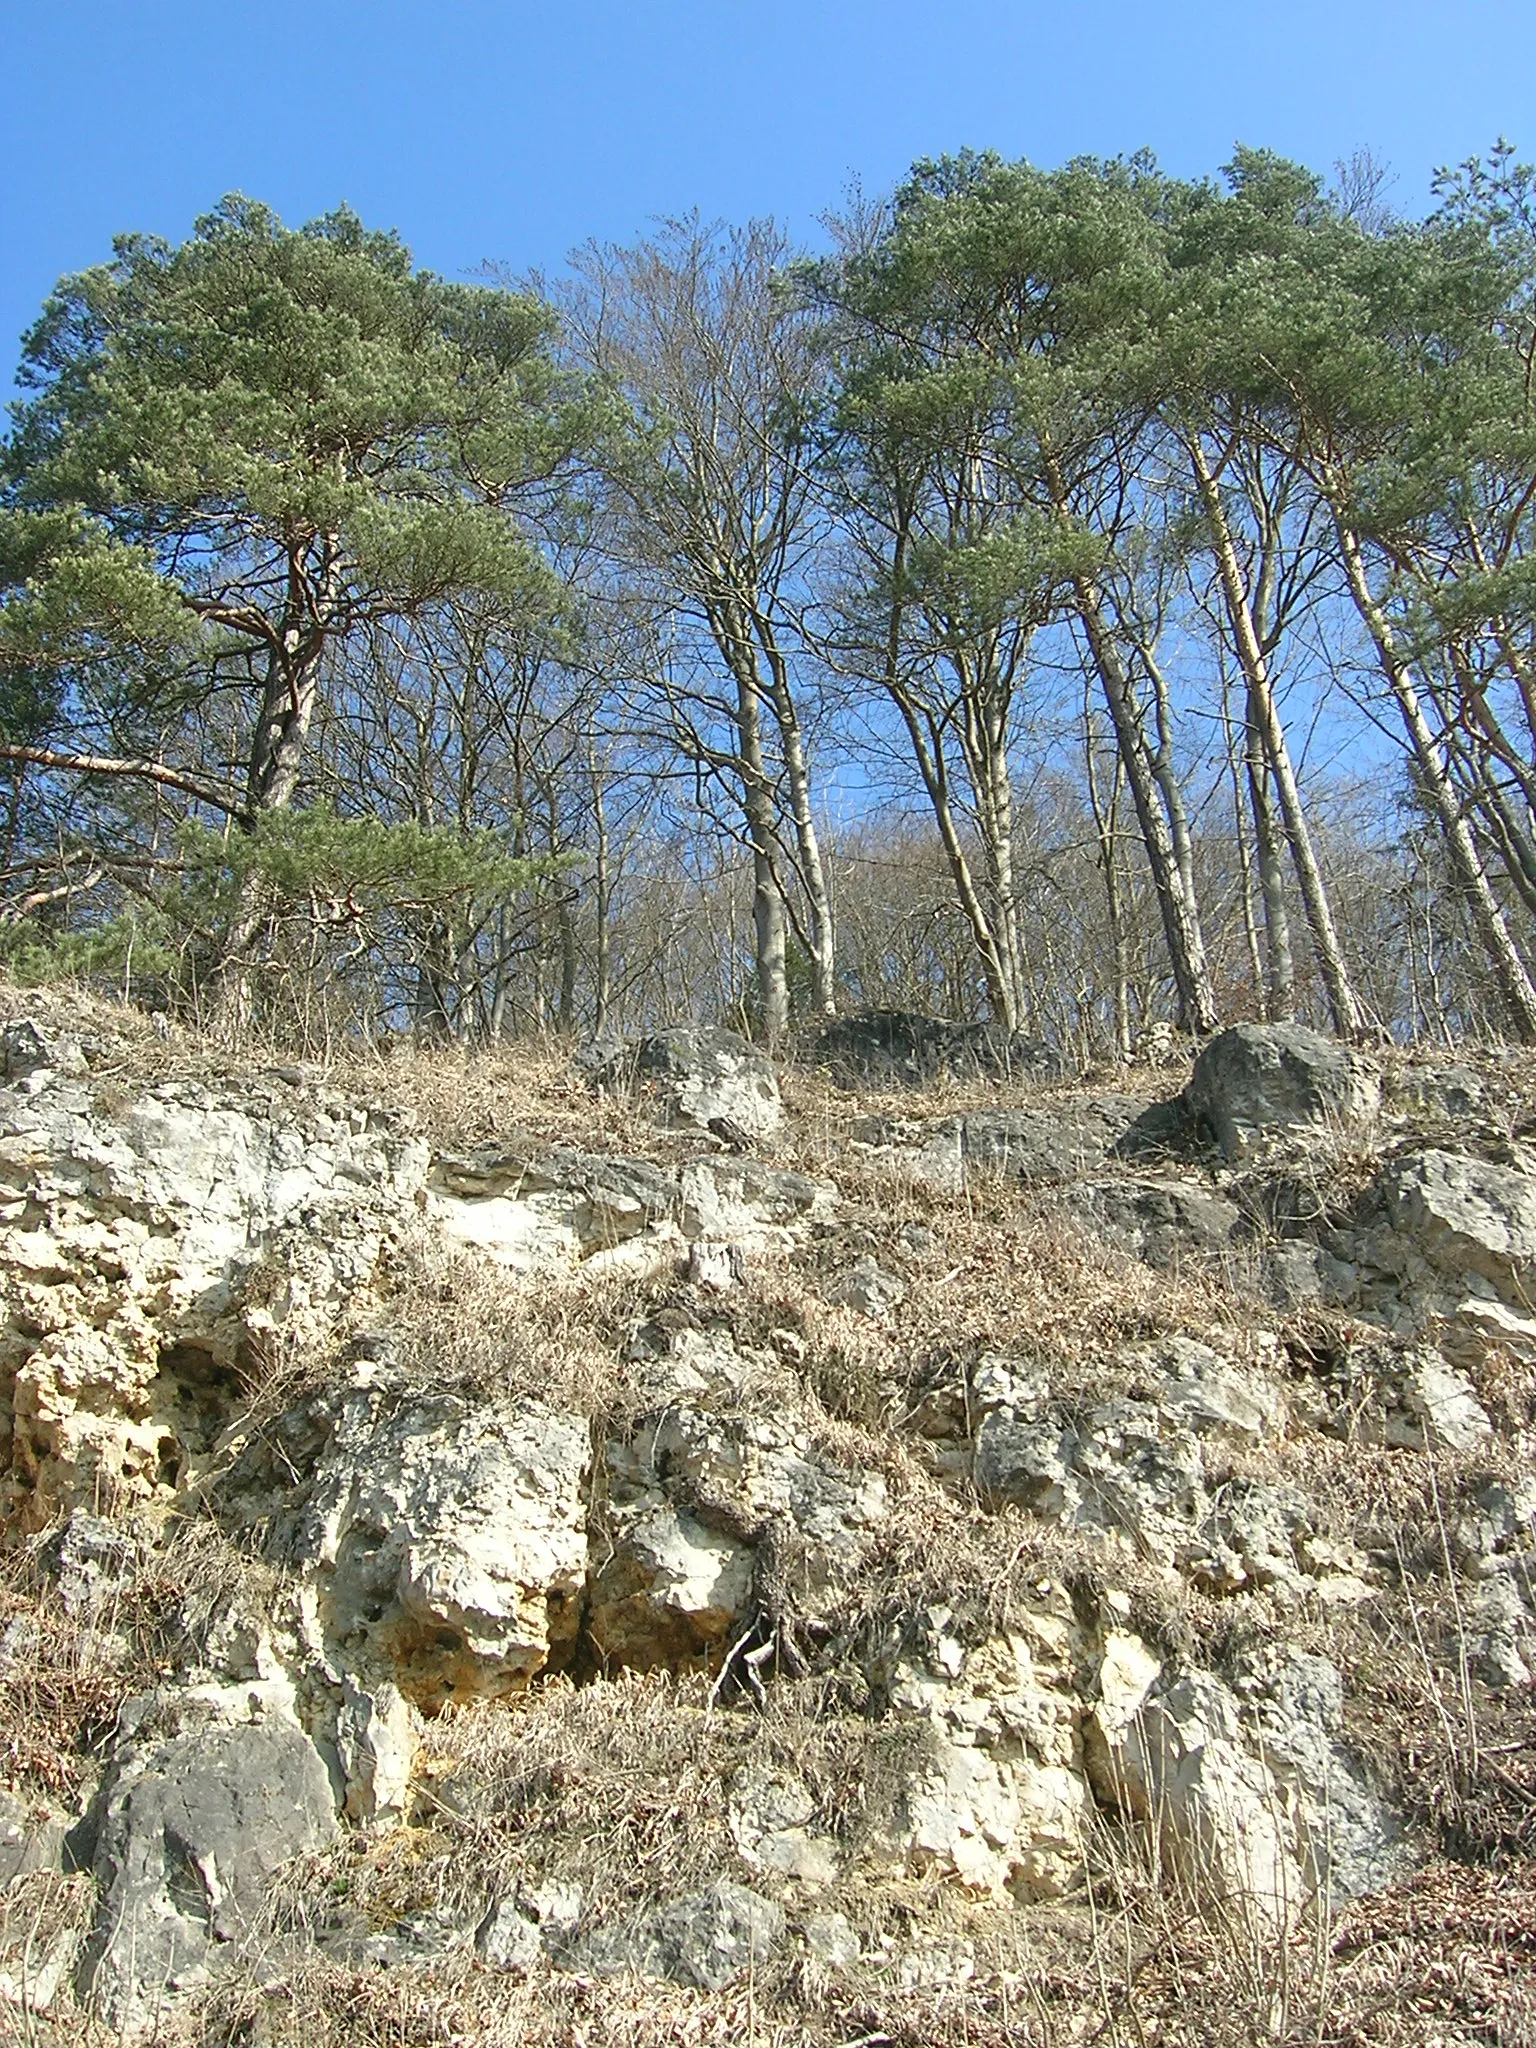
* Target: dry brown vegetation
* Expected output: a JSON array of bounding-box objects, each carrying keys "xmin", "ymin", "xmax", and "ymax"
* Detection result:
[{"xmin": 1, "ymin": 986, "xmax": 1534, "ymax": 2046}]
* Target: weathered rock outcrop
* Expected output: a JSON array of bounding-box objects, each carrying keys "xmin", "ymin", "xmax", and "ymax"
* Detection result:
[
  {"xmin": 1187, "ymin": 1021, "xmax": 1380, "ymax": 1162},
  {"xmin": 0, "ymin": 1047, "xmax": 429, "ymax": 1526},
  {"xmin": 77, "ymin": 1690, "xmax": 337, "ymax": 2031},
  {"xmin": 217, "ymin": 1365, "xmax": 591, "ymax": 1708},
  {"xmin": 1, "ymin": 1003, "xmax": 1531, "ymax": 2044},
  {"xmin": 579, "ymin": 1026, "xmax": 783, "ymax": 1142}
]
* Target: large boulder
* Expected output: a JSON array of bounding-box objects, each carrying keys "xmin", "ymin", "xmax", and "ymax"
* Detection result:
[
  {"xmin": 217, "ymin": 1366, "xmax": 590, "ymax": 1708},
  {"xmin": 1377, "ymin": 1147, "xmax": 1536, "ymax": 1308},
  {"xmin": 77, "ymin": 1694, "xmax": 337, "ymax": 2035},
  {"xmin": 812, "ymin": 1010, "xmax": 1063, "ymax": 1090},
  {"xmin": 580, "ymin": 1026, "xmax": 782, "ymax": 1142},
  {"xmin": 1186, "ymin": 1023, "xmax": 1379, "ymax": 1163},
  {"xmin": 0, "ymin": 1068, "xmax": 428, "ymax": 1525}
]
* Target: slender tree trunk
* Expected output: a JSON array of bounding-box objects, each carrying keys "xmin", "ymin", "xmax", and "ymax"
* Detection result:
[
  {"xmin": 1084, "ymin": 699, "xmax": 1132, "ymax": 1059},
  {"xmin": 888, "ymin": 684, "xmax": 1021, "ymax": 1031},
  {"xmin": 750, "ymin": 608, "xmax": 838, "ymax": 1015},
  {"xmin": 590, "ymin": 747, "xmax": 613, "ymax": 1037},
  {"xmin": 1246, "ymin": 692, "xmax": 1296, "ymax": 1019},
  {"xmin": 1070, "ymin": 574, "xmax": 1219, "ymax": 1033},
  {"xmin": 1188, "ymin": 438, "xmax": 1364, "ymax": 1037},
  {"xmin": 1335, "ymin": 517, "xmax": 1536, "ymax": 1042},
  {"xmin": 733, "ymin": 673, "xmax": 789, "ymax": 1049}
]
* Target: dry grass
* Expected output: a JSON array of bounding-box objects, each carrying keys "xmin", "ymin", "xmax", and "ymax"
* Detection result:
[{"xmin": 1, "ymin": 987, "xmax": 1534, "ymax": 2046}]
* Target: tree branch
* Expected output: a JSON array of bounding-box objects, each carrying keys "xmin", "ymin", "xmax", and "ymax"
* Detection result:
[{"xmin": 0, "ymin": 746, "xmax": 252, "ymax": 823}]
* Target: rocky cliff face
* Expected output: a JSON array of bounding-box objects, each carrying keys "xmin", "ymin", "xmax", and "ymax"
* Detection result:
[{"xmin": 0, "ymin": 997, "xmax": 1531, "ymax": 2047}]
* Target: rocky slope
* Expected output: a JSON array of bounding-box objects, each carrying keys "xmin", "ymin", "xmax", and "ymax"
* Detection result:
[{"xmin": 0, "ymin": 998, "xmax": 1532, "ymax": 2046}]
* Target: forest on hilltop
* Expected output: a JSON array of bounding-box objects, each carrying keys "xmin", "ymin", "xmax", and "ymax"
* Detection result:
[{"xmin": 2, "ymin": 142, "xmax": 1535, "ymax": 1053}]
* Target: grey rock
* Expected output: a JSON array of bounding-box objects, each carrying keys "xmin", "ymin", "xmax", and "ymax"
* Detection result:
[
  {"xmin": 851, "ymin": 1095, "xmax": 1147, "ymax": 1195},
  {"xmin": 1234, "ymin": 1648, "xmax": 1405, "ymax": 1899},
  {"xmin": 1469, "ymin": 1574, "xmax": 1533, "ymax": 1690},
  {"xmin": 973, "ymin": 1416, "xmax": 1080, "ymax": 1519},
  {"xmin": 0, "ymin": 1072, "xmax": 429, "ymax": 1525},
  {"xmin": 1099, "ymin": 1669, "xmax": 1304, "ymax": 1931},
  {"xmin": 812, "ymin": 1010, "xmax": 1064, "ymax": 1089},
  {"xmin": 0, "ymin": 1788, "xmax": 67, "ymax": 1883},
  {"xmin": 336, "ymin": 1680, "xmax": 418, "ymax": 1823},
  {"xmin": 1390, "ymin": 1352, "xmax": 1492, "ymax": 1453},
  {"xmin": 959, "ymin": 1100, "xmax": 1143, "ymax": 1185},
  {"xmin": 825, "ymin": 1255, "xmax": 906, "ymax": 1317},
  {"xmin": 576, "ymin": 1879, "xmax": 785, "ymax": 1990},
  {"xmin": 219, "ymin": 1367, "xmax": 589, "ymax": 1707},
  {"xmin": 1187, "ymin": 1023, "xmax": 1380, "ymax": 1162},
  {"xmin": 585, "ymin": 1027, "xmax": 782, "ymax": 1142},
  {"xmin": 475, "ymin": 1896, "xmax": 542, "ymax": 1971},
  {"xmin": 802, "ymin": 1909, "xmax": 859, "ymax": 1966},
  {"xmin": 50, "ymin": 1510, "xmax": 139, "ymax": 1618},
  {"xmin": 1378, "ymin": 1147, "xmax": 1536, "ymax": 1309},
  {"xmin": 1267, "ymin": 1241, "xmax": 1358, "ymax": 1311},
  {"xmin": 78, "ymin": 1703, "xmax": 337, "ymax": 2033},
  {"xmin": 1075, "ymin": 1177, "xmax": 1240, "ymax": 1271},
  {"xmin": 1384, "ymin": 1062, "xmax": 1485, "ymax": 1123},
  {"xmin": 1, "ymin": 1018, "xmax": 88, "ymax": 1081},
  {"xmin": 588, "ymin": 1398, "xmax": 885, "ymax": 1673}
]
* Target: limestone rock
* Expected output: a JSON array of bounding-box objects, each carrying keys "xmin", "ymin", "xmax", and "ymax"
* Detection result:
[
  {"xmin": 50, "ymin": 1509, "xmax": 139, "ymax": 1618},
  {"xmin": 78, "ymin": 1695, "xmax": 337, "ymax": 2035},
  {"xmin": 336, "ymin": 1680, "xmax": 419, "ymax": 1823},
  {"xmin": 576, "ymin": 1879, "xmax": 785, "ymax": 1990},
  {"xmin": 588, "ymin": 1397, "xmax": 885, "ymax": 1672},
  {"xmin": 475, "ymin": 1896, "xmax": 542, "ymax": 1971},
  {"xmin": 427, "ymin": 1141, "xmax": 831, "ymax": 1273},
  {"xmin": 1378, "ymin": 1147, "xmax": 1536, "ymax": 1308},
  {"xmin": 802, "ymin": 1910, "xmax": 859, "ymax": 1966},
  {"xmin": 1187, "ymin": 1023, "xmax": 1379, "ymax": 1162},
  {"xmin": 220, "ymin": 1367, "xmax": 589, "ymax": 1707},
  {"xmin": 852, "ymin": 1096, "xmax": 1145, "ymax": 1195},
  {"xmin": 1073, "ymin": 1177, "xmax": 1241, "ymax": 1271},
  {"xmin": 825, "ymin": 1255, "xmax": 906, "ymax": 1318},
  {"xmin": 1390, "ymin": 1352, "xmax": 1492, "ymax": 1453},
  {"xmin": 0, "ymin": 1787, "xmax": 67, "ymax": 1884},
  {"xmin": 1, "ymin": 1019, "xmax": 87, "ymax": 1081},
  {"xmin": 0, "ymin": 1072, "xmax": 428, "ymax": 1524},
  {"xmin": 974, "ymin": 1349, "xmax": 1325, "ymax": 1596},
  {"xmin": 729, "ymin": 1762, "xmax": 839, "ymax": 1884},
  {"xmin": 582, "ymin": 1027, "xmax": 782, "ymax": 1142},
  {"xmin": 1098, "ymin": 1669, "xmax": 1305, "ymax": 1932},
  {"xmin": 427, "ymin": 1143, "xmax": 676, "ymax": 1272},
  {"xmin": 868, "ymin": 1596, "xmax": 1090, "ymax": 1900},
  {"xmin": 1234, "ymin": 1648, "xmax": 1404, "ymax": 1898}
]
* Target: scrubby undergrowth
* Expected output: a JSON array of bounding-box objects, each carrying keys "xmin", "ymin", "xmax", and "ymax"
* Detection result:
[{"xmin": 0, "ymin": 986, "xmax": 1533, "ymax": 2046}]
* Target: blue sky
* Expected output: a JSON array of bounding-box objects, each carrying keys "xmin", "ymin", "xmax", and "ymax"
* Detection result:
[{"xmin": 3, "ymin": 0, "xmax": 1533, "ymax": 398}]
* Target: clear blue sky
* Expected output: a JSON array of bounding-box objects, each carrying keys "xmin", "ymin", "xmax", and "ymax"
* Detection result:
[{"xmin": 3, "ymin": 0, "xmax": 1533, "ymax": 397}]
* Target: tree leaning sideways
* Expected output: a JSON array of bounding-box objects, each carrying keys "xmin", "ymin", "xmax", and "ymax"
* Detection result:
[{"xmin": 0, "ymin": 195, "xmax": 591, "ymax": 1031}]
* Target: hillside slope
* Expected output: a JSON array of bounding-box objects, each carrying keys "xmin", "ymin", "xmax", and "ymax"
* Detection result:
[{"xmin": 0, "ymin": 995, "xmax": 1532, "ymax": 2047}]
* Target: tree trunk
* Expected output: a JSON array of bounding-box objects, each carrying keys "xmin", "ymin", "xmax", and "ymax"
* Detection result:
[
  {"xmin": 208, "ymin": 548, "xmax": 334, "ymax": 1041},
  {"xmin": 750, "ymin": 606, "xmax": 838, "ymax": 1016},
  {"xmin": 1246, "ymin": 693, "xmax": 1296, "ymax": 1020},
  {"xmin": 1188, "ymin": 437, "xmax": 1364, "ymax": 1038},
  {"xmin": 1335, "ymin": 518, "xmax": 1536, "ymax": 1043},
  {"xmin": 1070, "ymin": 574, "xmax": 1219, "ymax": 1033}
]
